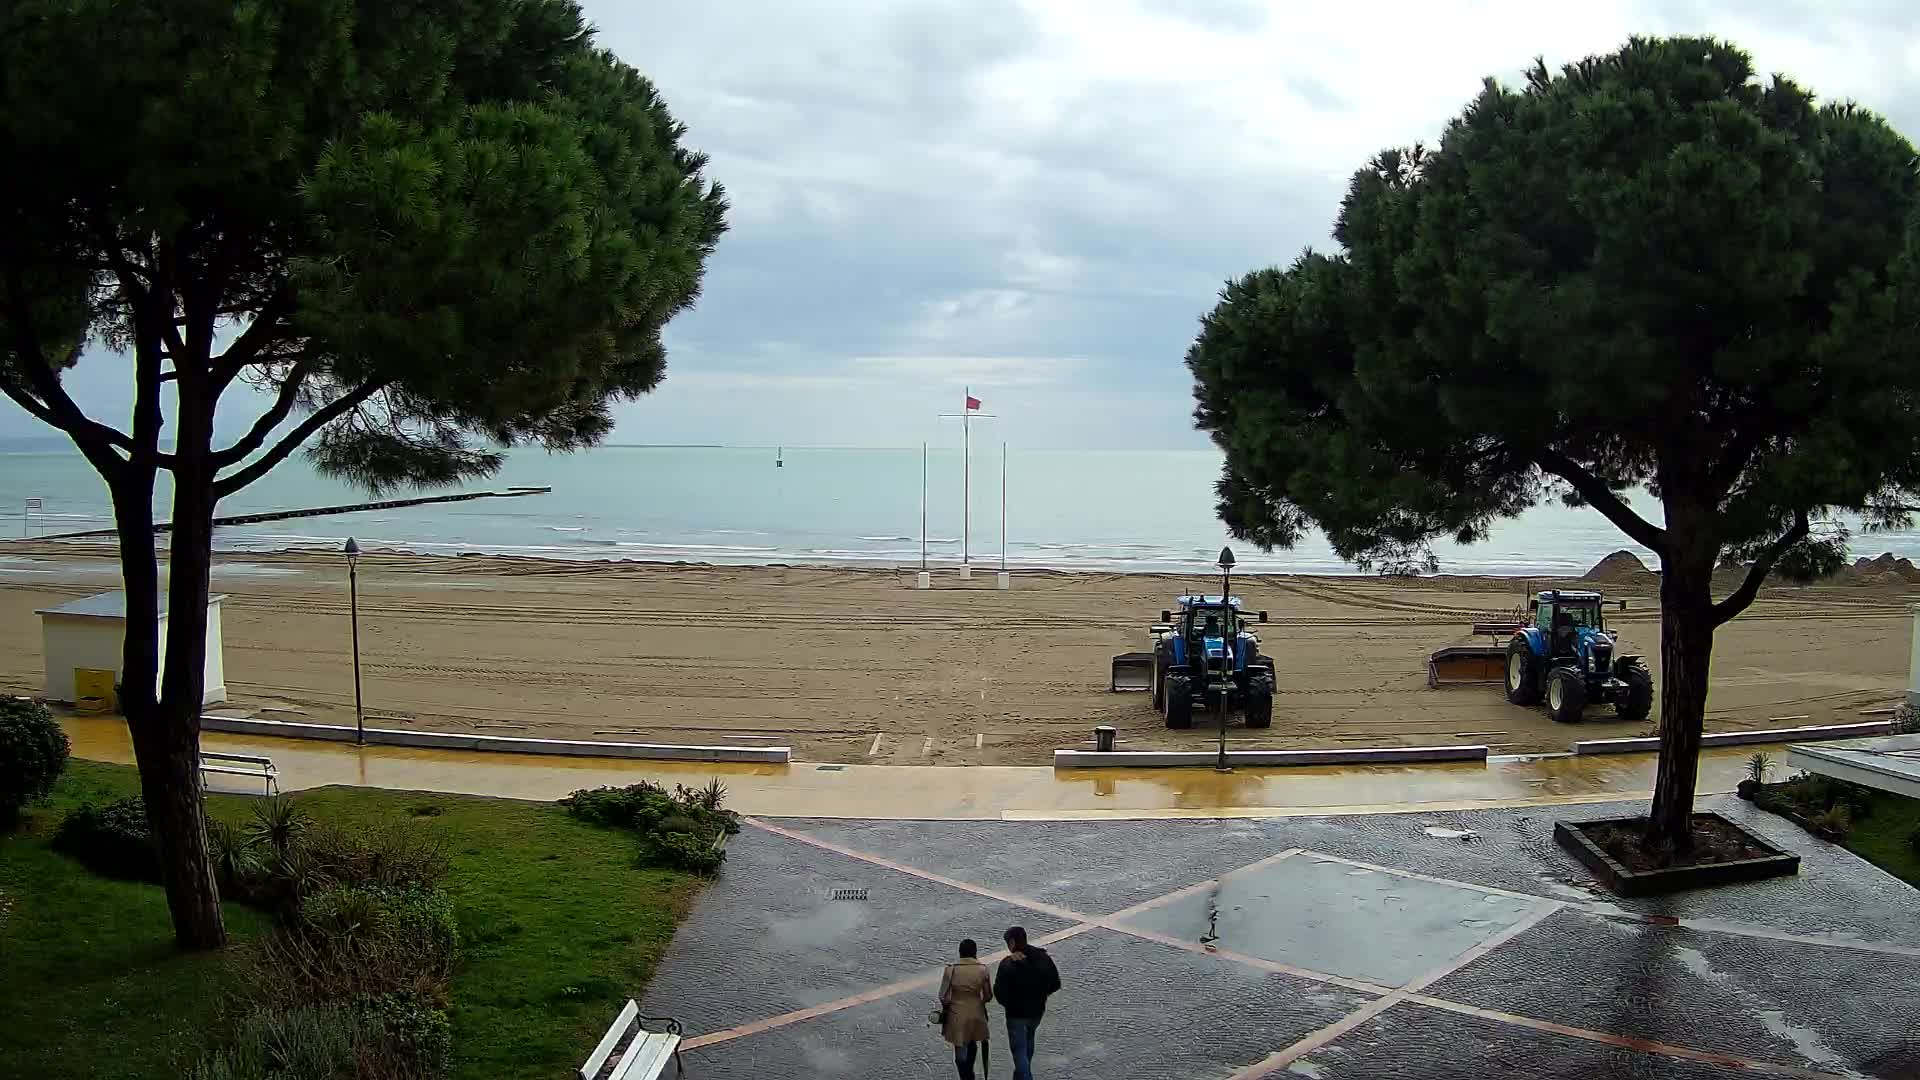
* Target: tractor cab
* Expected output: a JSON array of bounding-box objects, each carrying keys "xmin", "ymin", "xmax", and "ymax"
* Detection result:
[
  {"xmin": 1535, "ymin": 590, "xmax": 1608, "ymax": 661},
  {"xmin": 1164, "ymin": 595, "xmax": 1261, "ymax": 676}
]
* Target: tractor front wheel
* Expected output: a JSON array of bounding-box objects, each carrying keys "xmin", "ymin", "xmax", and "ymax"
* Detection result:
[
  {"xmin": 1546, "ymin": 667, "xmax": 1586, "ymax": 723},
  {"xmin": 1244, "ymin": 671, "xmax": 1274, "ymax": 729},
  {"xmin": 1615, "ymin": 660, "xmax": 1654, "ymax": 722},
  {"xmin": 1164, "ymin": 674, "xmax": 1193, "ymax": 729},
  {"xmin": 1505, "ymin": 639, "xmax": 1542, "ymax": 706}
]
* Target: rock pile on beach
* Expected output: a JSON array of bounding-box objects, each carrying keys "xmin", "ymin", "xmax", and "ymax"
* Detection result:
[
  {"xmin": 1831, "ymin": 552, "xmax": 1920, "ymax": 587},
  {"xmin": 1581, "ymin": 549, "xmax": 1658, "ymax": 585}
]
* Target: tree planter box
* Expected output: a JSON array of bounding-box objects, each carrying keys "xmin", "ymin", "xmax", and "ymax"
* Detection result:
[{"xmin": 1554, "ymin": 814, "xmax": 1800, "ymax": 896}]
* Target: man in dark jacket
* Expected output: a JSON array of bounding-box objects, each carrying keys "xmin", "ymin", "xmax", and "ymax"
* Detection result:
[{"xmin": 994, "ymin": 926, "xmax": 1061, "ymax": 1080}]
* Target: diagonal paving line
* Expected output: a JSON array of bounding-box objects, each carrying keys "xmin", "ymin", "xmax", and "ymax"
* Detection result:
[
  {"xmin": 714, "ymin": 822, "xmax": 1888, "ymax": 1074},
  {"xmin": 1227, "ymin": 995, "xmax": 1405, "ymax": 1080},
  {"xmin": 1402, "ymin": 900, "xmax": 1564, "ymax": 993},
  {"xmin": 743, "ymin": 817, "xmax": 1089, "ymax": 923},
  {"xmin": 680, "ymin": 923, "xmax": 1098, "ymax": 1052},
  {"xmin": 1400, "ymin": 995, "xmax": 1853, "ymax": 1079},
  {"xmin": 1300, "ymin": 850, "xmax": 1920, "ymax": 959}
]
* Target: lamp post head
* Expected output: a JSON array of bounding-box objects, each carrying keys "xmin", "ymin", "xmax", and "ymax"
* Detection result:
[
  {"xmin": 344, "ymin": 537, "xmax": 360, "ymax": 565},
  {"xmin": 1217, "ymin": 546, "xmax": 1235, "ymax": 571}
]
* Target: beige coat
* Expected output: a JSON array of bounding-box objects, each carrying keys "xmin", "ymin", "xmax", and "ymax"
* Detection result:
[{"xmin": 938, "ymin": 958, "xmax": 993, "ymax": 1045}]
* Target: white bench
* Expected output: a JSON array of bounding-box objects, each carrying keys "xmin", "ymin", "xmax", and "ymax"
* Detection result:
[
  {"xmin": 199, "ymin": 751, "xmax": 278, "ymax": 796},
  {"xmin": 580, "ymin": 1000, "xmax": 683, "ymax": 1080}
]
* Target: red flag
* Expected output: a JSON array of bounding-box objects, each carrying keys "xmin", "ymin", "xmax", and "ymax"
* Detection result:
[{"xmin": 965, "ymin": 394, "xmax": 981, "ymax": 411}]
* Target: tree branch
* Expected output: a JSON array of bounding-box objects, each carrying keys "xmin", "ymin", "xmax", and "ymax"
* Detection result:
[
  {"xmin": 210, "ymin": 358, "xmax": 317, "ymax": 468},
  {"xmin": 1530, "ymin": 447, "xmax": 1669, "ymax": 554},
  {"xmin": 209, "ymin": 291, "xmax": 291, "ymax": 393},
  {"xmin": 1712, "ymin": 510, "xmax": 1809, "ymax": 626},
  {"xmin": 213, "ymin": 379, "xmax": 389, "ymax": 497},
  {"xmin": 1, "ymin": 265, "xmax": 133, "ymax": 470}
]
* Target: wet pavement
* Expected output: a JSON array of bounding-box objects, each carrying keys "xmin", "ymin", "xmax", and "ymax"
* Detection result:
[
  {"xmin": 67, "ymin": 715, "xmax": 1768, "ymax": 819},
  {"xmin": 643, "ymin": 796, "xmax": 1920, "ymax": 1079}
]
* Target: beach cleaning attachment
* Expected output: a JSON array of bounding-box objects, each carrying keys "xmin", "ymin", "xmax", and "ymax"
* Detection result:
[{"xmin": 1426, "ymin": 621, "xmax": 1528, "ymax": 688}]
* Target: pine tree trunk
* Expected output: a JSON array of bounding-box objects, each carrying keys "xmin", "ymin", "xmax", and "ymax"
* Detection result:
[
  {"xmin": 110, "ymin": 462, "xmax": 226, "ymax": 950},
  {"xmin": 153, "ymin": 383, "xmax": 226, "ymax": 950},
  {"xmin": 1646, "ymin": 549, "xmax": 1718, "ymax": 854}
]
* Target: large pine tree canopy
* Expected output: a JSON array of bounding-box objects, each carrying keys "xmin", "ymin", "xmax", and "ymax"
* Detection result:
[
  {"xmin": 1190, "ymin": 36, "xmax": 1920, "ymax": 601},
  {"xmin": 0, "ymin": 0, "xmax": 727, "ymax": 492}
]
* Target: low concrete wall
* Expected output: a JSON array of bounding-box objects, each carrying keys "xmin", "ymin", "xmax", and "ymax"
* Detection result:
[
  {"xmin": 1053, "ymin": 744, "xmax": 1488, "ymax": 769},
  {"xmin": 1571, "ymin": 720, "xmax": 1894, "ymax": 756},
  {"xmin": 198, "ymin": 715, "xmax": 790, "ymax": 764}
]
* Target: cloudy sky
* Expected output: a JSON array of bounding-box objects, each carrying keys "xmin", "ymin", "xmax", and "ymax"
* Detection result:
[{"xmin": 9, "ymin": 0, "xmax": 1920, "ymax": 450}]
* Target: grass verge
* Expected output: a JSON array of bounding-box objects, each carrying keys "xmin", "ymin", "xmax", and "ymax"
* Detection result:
[
  {"xmin": 1843, "ymin": 789, "xmax": 1920, "ymax": 887},
  {"xmin": 0, "ymin": 761, "xmax": 703, "ymax": 1080}
]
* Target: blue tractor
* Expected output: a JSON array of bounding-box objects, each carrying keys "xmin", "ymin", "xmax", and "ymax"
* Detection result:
[
  {"xmin": 1112, "ymin": 595, "xmax": 1274, "ymax": 729},
  {"xmin": 1503, "ymin": 589, "xmax": 1653, "ymax": 724}
]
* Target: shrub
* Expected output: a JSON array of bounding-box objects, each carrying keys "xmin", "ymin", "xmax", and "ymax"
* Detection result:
[
  {"xmin": 1809, "ymin": 804, "xmax": 1854, "ymax": 841},
  {"xmin": 256, "ymin": 884, "xmax": 460, "ymax": 1004},
  {"xmin": 302, "ymin": 821, "xmax": 451, "ymax": 891},
  {"xmin": 643, "ymin": 828, "xmax": 725, "ymax": 875},
  {"xmin": 208, "ymin": 818, "xmax": 266, "ymax": 900},
  {"xmin": 0, "ymin": 697, "xmax": 70, "ymax": 828},
  {"xmin": 355, "ymin": 989, "xmax": 452, "ymax": 1079},
  {"xmin": 248, "ymin": 795, "xmax": 309, "ymax": 855},
  {"xmin": 1745, "ymin": 752, "xmax": 1775, "ymax": 786},
  {"xmin": 189, "ymin": 1004, "xmax": 362, "ymax": 1080},
  {"xmin": 561, "ymin": 781, "xmax": 675, "ymax": 829},
  {"xmin": 53, "ymin": 797, "xmax": 160, "ymax": 881}
]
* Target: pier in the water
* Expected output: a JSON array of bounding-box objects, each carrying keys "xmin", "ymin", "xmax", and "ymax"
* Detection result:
[{"xmin": 15, "ymin": 486, "xmax": 551, "ymax": 541}]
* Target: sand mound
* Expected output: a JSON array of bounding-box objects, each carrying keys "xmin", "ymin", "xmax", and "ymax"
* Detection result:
[
  {"xmin": 1833, "ymin": 552, "xmax": 1920, "ymax": 586},
  {"xmin": 1582, "ymin": 550, "xmax": 1656, "ymax": 584}
]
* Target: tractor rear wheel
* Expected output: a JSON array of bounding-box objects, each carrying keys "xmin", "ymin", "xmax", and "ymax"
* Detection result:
[
  {"xmin": 1505, "ymin": 639, "xmax": 1542, "ymax": 705},
  {"xmin": 1165, "ymin": 674, "xmax": 1193, "ymax": 729},
  {"xmin": 1547, "ymin": 667, "xmax": 1586, "ymax": 723},
  {"xmin": 1244, "ymin": 671, "xmax": 1274, "ymax": 729},
  {"xmin": 1615, "ymin": 660, "xmax": 1654, "ymax": 722}
]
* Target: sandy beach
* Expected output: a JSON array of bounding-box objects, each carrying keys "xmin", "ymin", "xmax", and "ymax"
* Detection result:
[{"xmin": 0, "ymin": 545, "xmax": 1909, "ymax": 763}]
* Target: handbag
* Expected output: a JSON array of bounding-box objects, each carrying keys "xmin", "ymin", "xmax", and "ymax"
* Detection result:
[{"xmin": 929, "ymin": 965, "xmax": 951, "ymax": 1027}]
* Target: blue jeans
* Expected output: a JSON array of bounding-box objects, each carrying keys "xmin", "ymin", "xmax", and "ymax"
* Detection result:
[
  {"xmin": 1007, "ymin": 1016, "xmax": 1040, "ymax": 1080},
  {"xmin": 953, "ymin": 1040, "xmax": 978, "ymax": 1079}
]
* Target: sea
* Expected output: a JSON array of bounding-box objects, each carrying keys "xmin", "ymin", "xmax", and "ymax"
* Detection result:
[{"xmin": 5, "ymin": 443, "xmax": 1919, "ymax": 577}]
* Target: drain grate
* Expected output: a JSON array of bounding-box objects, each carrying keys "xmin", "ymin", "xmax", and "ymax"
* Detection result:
[
  {"xmin": 815, "ymin": 765, "xmax": 846, "ymax": 772},
  {"xmin": 830, "ymin": 888, "xmax": 869, "ymax": 901}
]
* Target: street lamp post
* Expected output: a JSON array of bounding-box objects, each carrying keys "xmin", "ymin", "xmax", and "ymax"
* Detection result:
[
  {"xmin": 344, "ymin": 537, "xmax": 365, "ymax": 746},
  {"xmin": 1216, "ymin": 546, "xmax": 1235, "ymax": 773}
]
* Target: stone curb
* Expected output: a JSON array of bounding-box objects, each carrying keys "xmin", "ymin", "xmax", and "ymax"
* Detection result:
[
  {"xmin": 198, "ymin": 714, "xmax": 790, "ymax": 763},
  {"xmin": 1570, "ymin": 720, "xmax": 1893, "ymax": 756},
  {"xmin": 1052, "ymin": 745, "xmax": 1488, "ymax": 769}
]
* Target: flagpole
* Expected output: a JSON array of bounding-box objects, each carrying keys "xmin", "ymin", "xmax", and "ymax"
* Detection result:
[
  {"xmin": 920, "ymin": 442, "xmax": 928, "ymax": 571},
  {"xmin": 962, "ymin": 386, "xmax": 971, "ymax": 567},
  {"xmin": 1000, "ymin": 441, "xmax": 1007, "ymax": 572}
]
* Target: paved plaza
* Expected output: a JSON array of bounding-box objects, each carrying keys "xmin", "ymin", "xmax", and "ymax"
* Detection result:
[{"xmin": 642, "ymin": 795, "xmax": 1920, "ymax": 1079}]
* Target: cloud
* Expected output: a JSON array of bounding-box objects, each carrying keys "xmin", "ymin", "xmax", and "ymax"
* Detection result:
[{"xmin": 10, "ymin": 1, "xmax": 1920, "ymax": 452}]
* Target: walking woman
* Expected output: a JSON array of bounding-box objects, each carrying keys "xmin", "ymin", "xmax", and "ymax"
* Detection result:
[{"xmin": 938, "ymin": 938, "xmax": 994, "ymax": 1079}]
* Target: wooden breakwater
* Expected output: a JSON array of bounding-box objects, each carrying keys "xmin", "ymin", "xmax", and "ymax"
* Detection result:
[{"xmin": 15, "ymin": 487, "xmax": 551, "ymax": 541}]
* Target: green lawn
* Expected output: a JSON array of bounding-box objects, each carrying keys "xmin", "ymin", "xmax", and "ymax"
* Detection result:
[
  {"xmin": 0, "ymin": 761, "xmax": 703, "ymax": 1080},
  {"xmin": 1844, "ymin": 789, "xmax": 1920, "ymax": 888}
]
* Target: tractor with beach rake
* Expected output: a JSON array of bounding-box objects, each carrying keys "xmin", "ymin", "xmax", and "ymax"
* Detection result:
[{"xmin": 1427, "ymin": 588, "xmax": 1652, "ymax": 723}]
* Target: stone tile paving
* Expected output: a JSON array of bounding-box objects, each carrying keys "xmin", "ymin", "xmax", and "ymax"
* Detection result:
[
  {"xmin": 1293, "ymin": 1002, "xmax": 1761, "ymax": 1080},
  {"xmin": 642, "ymin": 795, "xmax": 1920, "ymax": 1079}
]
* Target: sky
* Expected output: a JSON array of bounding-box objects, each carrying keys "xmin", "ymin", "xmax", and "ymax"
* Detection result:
[{"xmin": 9, "ymin": 0, "xmax": 1920, "ymax": 450}]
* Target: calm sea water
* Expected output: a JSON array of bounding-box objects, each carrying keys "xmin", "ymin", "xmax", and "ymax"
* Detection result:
[{"xmin": 5, "ymin": 444, "xmax": 1916, "ymax": 576}]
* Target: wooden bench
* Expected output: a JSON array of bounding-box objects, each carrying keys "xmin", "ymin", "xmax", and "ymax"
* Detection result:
[
  {"xmin": 199, "ymin": 751, "xmax": 278, "ymax": 796},
  {"xmin": 580, "ymin": 1000, "xmax": 683, "ymax": 1080}
]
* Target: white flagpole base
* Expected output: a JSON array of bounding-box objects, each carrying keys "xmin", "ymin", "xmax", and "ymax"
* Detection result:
[
  {"xmin": 959, "ymin": 566, "xmax": 973, "ymax": 581},
  {"xmin": 997, "ymin": 572, "xmax": 1011, "ymax": 590},
  {"xmin": 915, "ymin": 571, "xmax": 931, "ymax": 590}
]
